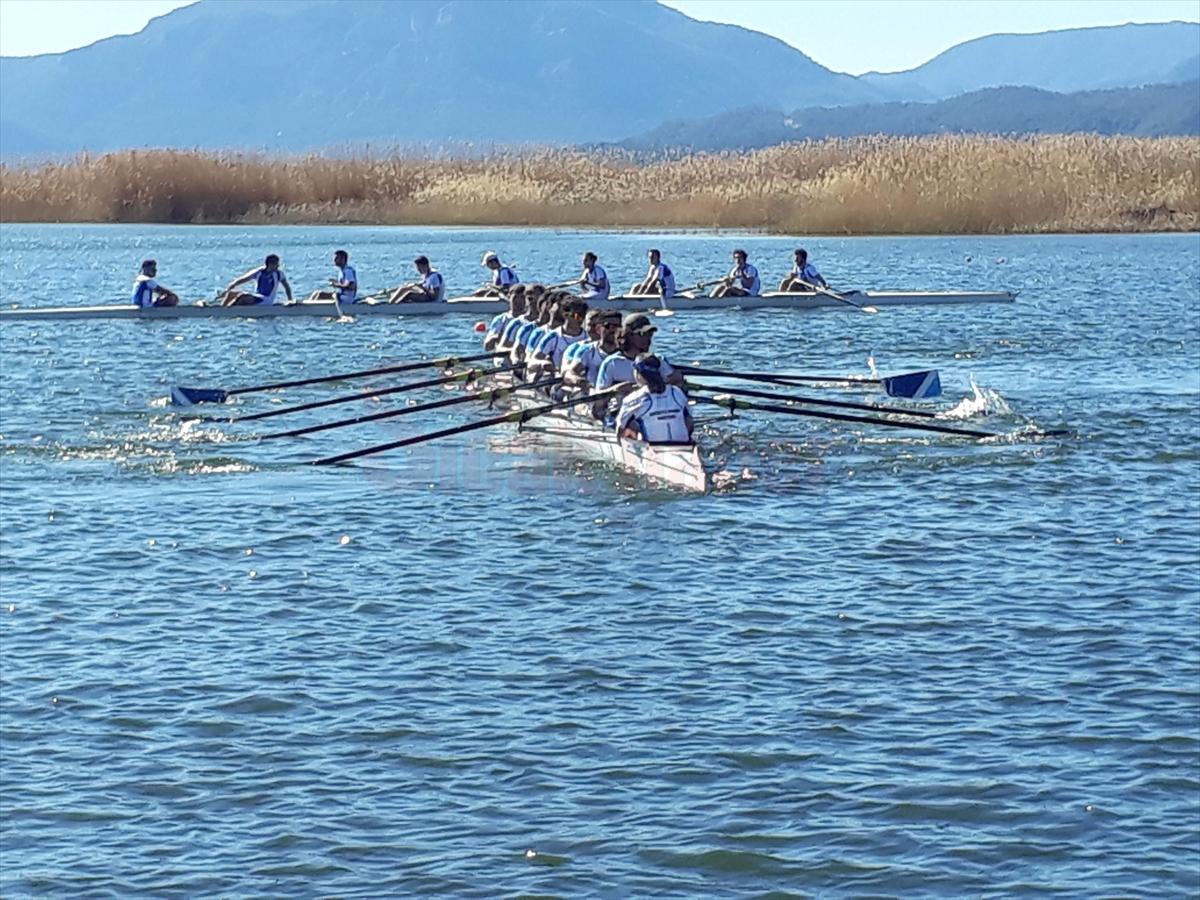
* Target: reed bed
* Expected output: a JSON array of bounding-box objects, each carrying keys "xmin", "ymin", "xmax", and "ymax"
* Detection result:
[{"xmin": 1, "ymin": 136, "xmax": 1196, "ymax": 233}]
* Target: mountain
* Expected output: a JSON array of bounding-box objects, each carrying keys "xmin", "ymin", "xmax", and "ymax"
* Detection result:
[
  {"xmin": 862, "ymin": 22, "xmax": 1200, "ymax": 99},
  {"xmin": 0, "ymin": 0, "xmax": 884, "ymax": 157},
  {"xmin": 615, "ymin": 82, "xmax": 1200, "ymax": 153}
]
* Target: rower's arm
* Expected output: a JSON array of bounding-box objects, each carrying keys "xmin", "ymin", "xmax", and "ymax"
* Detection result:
[
  {"xmin": 226, "ymin": 268, "xmax": 259, "ymax": 291},
  {"xmin": 281, "ymin": 272, "xmax": 294, "ymax": 302}
]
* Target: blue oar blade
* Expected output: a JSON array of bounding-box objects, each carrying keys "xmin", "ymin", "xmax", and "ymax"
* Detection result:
[
  {"xmin": 171, "ymin": 386, "xmax": 228, "ymax": 405},
  {"xmin": 882, "ymin": 370, "xmax": 941, "ymax": 400}
]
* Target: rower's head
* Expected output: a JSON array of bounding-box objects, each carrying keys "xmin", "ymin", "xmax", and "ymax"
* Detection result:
[
  {"xmin": 583, "ymin": 309, "xmax": 605, "ymax": 341},
  {"xmin": 140, "ymin": 259, "xmax": 157, "ymax": 276},
  {"xmin": 265, "ymin": 254, "xmax": 281, "ymax": 270},
  {"xmin": 582, "ymin": 251, "xmax": 597, "ymax": 269},
  {"xmin": 334, "ymin": 249, "xmax": 349, "ymax": 266},
  {"xmin": 598, "ymin": 309, "xmax": 623, "ymax": 348},
  {"xmin": 648, "ymin": 249, "xmax": 661, "ymax": 265},
  {"xmin": 414, "ymin": 255, "xmax": 431, "ymax": 274},
  {"xmin": 794, "ymin": 248, "xmax": 808, "ymax": 264},
  {"xmin": 537, "ymin": 295, "xmax": 558, "ymax": 325},
  {"xmin": 732, "ymin": 249, "xmax": 748, "ymax": 266},
  {"xmin": 633, "ymin": 353, "xmax": 667, "ymax": 394},
  {"xmin": 526, "ymin": 283, "xmax": 546, "ymax": 303},
  {"xmin": 561, "ymin": 297, "xmax": 588, "ymax": 331},
  {"xmin": 621, "ymin": 312, "xmax": 657, "ymax": 353},
  {"xmin": 482, "ymin": 251, "xmax": 500, "ymax": 270},
  {"xmin": 508, "ymin": 284, "xmax": 527, "ymax": 314}
]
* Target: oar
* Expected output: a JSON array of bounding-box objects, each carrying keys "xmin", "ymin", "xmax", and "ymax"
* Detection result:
[
  {"xmin": 687, "ymin": 382, "xmax": 941, "ymax": 419},
  {"xmin": 696, "ymin": 396, "xmax": 1067, "ymax": 440},
  {"xmin": 172, "ymin": 351, "xmax": 497, "ymax": 405},
  {"xmin": 259, "ymin": 376, "xmax": 561, "ymax": 440},
  {"xmin": 218, "ymin": 365, "xmax": 511, "ymax": 424},
  {"xmin": 675, "ymin": 365, "xmax": 942, "ymax": 400},
  {"xmin": 796, "ymin": 279, "xmax": 879, "ymax": 314},
  {"xmin": 312, "ymin": 387, "xmax": 620, "ymax": 466}
]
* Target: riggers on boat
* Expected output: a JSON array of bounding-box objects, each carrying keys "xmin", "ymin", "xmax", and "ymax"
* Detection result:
[{"xmin": 0, "ymin": 290, "xmax": 1016, "ymax": 322}]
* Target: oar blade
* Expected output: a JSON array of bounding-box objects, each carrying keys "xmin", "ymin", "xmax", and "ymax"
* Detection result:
[
  {"xmin": 171, "ymin": 386, "xmax": 228, "ymax": 405},
  {"xmin": 881, "ymin": 370, "xmax": 941, "ymax": 400}
]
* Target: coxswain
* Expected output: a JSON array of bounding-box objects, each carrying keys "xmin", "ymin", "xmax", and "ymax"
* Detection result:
[
  {"xmin": 779, "ymin": 248, "xmax": 828, "ymax": 292},
  {"xmin": 630, "ymin": 248, "xmax": 676, "ymax": 298},
  {"xmin": 305, "ymin": 249, "xmax": 357, "ymax": 303},
  {"xmin": 220, "ymin": 254, "xmax": 294, "ymax": 306},
  {"xmin": 710, "ymin": 249, "xmax": 760, "ymax": 298},
  {"xmin": 475, "ymin": 251, "xmax": 520, "ymax": 297},
  {"xmin": 132, "ymin": 259, "xmax": 180, "ymax": 308},
  {"xmin": 388, "ymin": 256, "xmax": 444, "ymax": 303},
  {"xmin": 528, "ymin": 296, "xmax": 589, "ymax": 378},
  {"xmin": 615, "ymin": 353, "xmax": 694, "ymax": 443},
  {"xmin": 578, "ymin": 252, "xmax": 610, "ymax": 303},
  {"xmin": 563, "ymin": 308, "xmax": 622, "ymax": 389},
  {"xmin": 484, "ymin": 284, "xmax": 526, "ymax": 352}
]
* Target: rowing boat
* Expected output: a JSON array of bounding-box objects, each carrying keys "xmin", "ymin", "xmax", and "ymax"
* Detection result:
[
  {"xmin": 0, "ymin": 289, "xmax": 1016, "ymax": 322},
  {"xmin": 492, "ymin": 375, "xmax": 709, "ymax": 492}
]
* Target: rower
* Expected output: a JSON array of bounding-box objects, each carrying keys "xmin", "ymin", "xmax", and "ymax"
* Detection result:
[
  {"xmin": 528, "ymin": 296, "xmax": 589, "ymax": 378},
  {"xmin": 484, "ymin": 284, "xmax": 526, "ymax": 352},
  {"xmin": 595, "ymin": 312, "xmax": 683, "ymax": 402},
  {"xmin": 132, "ymin": 259, "xmax": 180, "ymax": 308},
  {"xmin": 220, "ymin": 254, "xmax": 294, "ymax": 307},
  {"xmin": 475, "ymin": 251, "xmax": 519, "ymax": 297},
  {"xmin": 563, "ymin": 308, "xmax": 622, "ymax": 389},
  {"xmin": 510, "ymin": 291, "xmax": 558, "ymax": 368},
  {"xmin": 305, "ymin": 249, "xmax": 357, "ymax": 303},
  {"xmin": 630, "ymin": 248, "xmax": 676, "ymax": 298},
  {"xmin": 497, "ymin": 284, "xmax": 542, "ymax": 355},
  {"xmin": 710, "ymin": 249, "xmax": 760, "ymax": 298},
  {"xmin": 615, "ymin": 353, "xmax": 693, "ymax": 444},
  {"xmin": 577, "ymin": 252, "xmax": 610, "ymax": 303},
  {"xmin": 779, "ymin": 248, "xmax": 828, "ymax": 292},
  {"xmin": 388, "ymin": 256, "xmax": 445, "ymax": 303}
]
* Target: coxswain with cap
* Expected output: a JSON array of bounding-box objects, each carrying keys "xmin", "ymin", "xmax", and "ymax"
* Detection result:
[
  {"xmin": 630, "ymin": 249, "xmax": 676, "ymax": 298},
  {"xmin": 305, "ymin": 249, "xmax": 357, "ymax": 303},
  {"xmin": 484, "ymin": 284, "xmax": 526, "ymax": 352},
  {"xmin": 577, "ymin": 252, "xmax": 610, "ymax": 303},
  {"xmin": 710, "ymin": 249, "xmax": 760, "ymax": 298},
  {"xmin": 388, "ymin": 256, "xmax": 445, "ymax": 303},
  {"xmin": 220, "ymin": 254, "xmax": 294, "ymax": 306},
  {"xmin": 779, "ymin": 248, "xmax": 828, "ymax": 292},
  {"xmin": 527, "ymin": 296, "xmax": 589, "ymax": 379},
  {"xmin": 475, "ymin": 251, "xmax": 520, "ymax": 297},
  {"xmin": 615, "ymin": 353, "xmax": 694, "ymax": 444},
  {"xmin": 132, "ymin": 259, "xmax": 180, "ymax": 308}
]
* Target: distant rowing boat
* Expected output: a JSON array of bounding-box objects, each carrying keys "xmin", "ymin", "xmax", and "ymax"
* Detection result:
[{"xmin": 0, "ymin": 290, "xmax": 1016, "ymax": 322}]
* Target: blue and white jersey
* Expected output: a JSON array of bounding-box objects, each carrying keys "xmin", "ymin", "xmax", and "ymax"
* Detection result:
[
  {"xmin": 536, "ymin": 329, "xmax": 586, "ymax": 368},
  {"xmin": 132, "ymin": 275, "xmax": 158, "ymax": 308},
  {"xmin": 596, "ymin": 351, "xmax": 675, "ymax": 391},
  {"xmin": 616, "ymin": 385, "xmax": 691, "ymax": 443},
  {"xmin": 728, "ymin": 263, "xmax": 760, "ymax": 295},
  {"xmin": 493, "ymin": 265, "xmax": 519, "ymax": 288},
  {"xmin": 581, "ymin": 264, "xmax": 609, "ymax": 302},
  {"xmin": 573, "ymin": 342, "xmax": 609, "ymax": 384},
  {"xmin": 254, "ymin": 268, "xmax": 284, "ymax": 303},
  {"xmin": 421, "ymin": 269, "xmax": 445, "ymax": 301},
  {"xmin": 563, "ymin": 337, "xmax": 593, "ymax": 365},
  {"xmin": 486, "ymin": 312, "xmax": 511, "ymax": 339},
  {"xmin": 647, "ymin": 262, "xmax": 676, "ymax": 297},
  {"xmin": 516, "ymin": 320, "xmax": 541, "ymax": 349},
  {"xmin": 500, "ymin": 316, "xmax": 530, "ymax": 348},
  {"xmin": 790, "ymin": 262, "xmax": 824, "ymax": 286},
  {"xmin": 336, "ymin": 264, "xmax": 357, "ymax": 302}
]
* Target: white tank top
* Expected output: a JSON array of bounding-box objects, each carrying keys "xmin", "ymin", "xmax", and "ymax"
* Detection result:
[{"xmin": 616, "ymin": 385, "xmax": 691, "ymax": 443}]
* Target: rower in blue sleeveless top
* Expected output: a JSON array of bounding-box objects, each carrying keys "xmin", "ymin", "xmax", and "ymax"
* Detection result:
[
  {"xmin": 220, "ymin": 254, "xmax": 294, "ymax": 307},
  {"xmin": 131, "ymin": 259, "xmax": 180, "ymax": 308}
]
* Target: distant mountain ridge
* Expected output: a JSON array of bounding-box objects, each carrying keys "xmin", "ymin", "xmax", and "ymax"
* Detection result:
[
  {"xmin": 614, "ymin": 82, "xmax": 1200, "ymax": 153},
  {"xmin": 0, "ymin": 3, "xmax": 1197, "ymax": 158}
]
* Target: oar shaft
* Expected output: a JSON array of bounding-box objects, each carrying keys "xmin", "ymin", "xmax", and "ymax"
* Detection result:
[
  {"xmin": 677, "ymin": 364, "xmax": 877, "ymax": 386},
  {"xmin": 696, "ymin": 396, "xmax": 1000, "ymax": 439},
  {"xmin": 689, "ymin": 383, "xmax": 939, "ymax": 419},
  {"xmin": 228, "ymin": 365, "xmax": 510, "ymax": 423},
  {"xmin": 313, "ymin": 387, "xmax": 618, "ymax": 466},
  {"xmin": 225, "ymin": 352, "xmax": 495, "ymax": 397}
]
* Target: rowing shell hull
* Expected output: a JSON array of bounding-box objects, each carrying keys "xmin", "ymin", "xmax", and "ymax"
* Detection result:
[
  {"xmin": 501, "ymin": 384, "xmax": 708, "ymax": 492},
  {"xmin": 0, "ymin": 290, "xmax": 1015, "ymax": 322}
]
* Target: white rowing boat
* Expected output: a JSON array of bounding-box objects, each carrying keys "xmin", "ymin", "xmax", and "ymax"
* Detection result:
[
  {"xmin": 0, "ymin": 290, "xmax": 1015, "ymax": 322},
  {"xmin": 493, "ymin": 376, "xmax": 709, "ymax": 492}
]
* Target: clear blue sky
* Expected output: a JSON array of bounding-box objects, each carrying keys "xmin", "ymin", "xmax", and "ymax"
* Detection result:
[{"xmin": 0, "ymin": 0, "xmax": 1196, "ymax": 73}]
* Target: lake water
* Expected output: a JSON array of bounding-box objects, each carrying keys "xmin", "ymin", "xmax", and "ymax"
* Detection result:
[{"xmin": 1, "ymin": 226, "xmax": 1198, "ymax": 896}]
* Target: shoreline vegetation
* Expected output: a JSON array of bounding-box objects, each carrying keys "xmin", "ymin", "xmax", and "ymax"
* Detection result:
[{"xmin": 1, "ymin": 135, "xmax": 1196, "ymax": 235}]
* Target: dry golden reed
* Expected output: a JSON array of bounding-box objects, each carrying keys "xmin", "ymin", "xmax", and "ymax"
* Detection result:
[{"xmin": 1, "ymin": 136, "xmax": 1196, "ymax": 233}]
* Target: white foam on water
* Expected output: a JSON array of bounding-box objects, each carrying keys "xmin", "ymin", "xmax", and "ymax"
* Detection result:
[{"xmin": 938, "ymin": 379, "xmax": 1013, "ymax": 420}]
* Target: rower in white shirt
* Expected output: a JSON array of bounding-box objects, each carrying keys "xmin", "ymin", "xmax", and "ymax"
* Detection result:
[
  {"xmin": 615, "ymin": 353, "xmax": 694, "ymax": 444},
  {"xmin": 630, "ymin": 248, "xmax": 676, "ymax": 298},
  {"xmin": 779, "ymin": 248, "xmax": 829, "ymax": 292},
  {"xmin": 578, "ymin": 252, "xmax": 610, "ymax": 303},
  {"xmin": 131, "ymin": 259, "xmax": 180, "ymax": 308},
  {"xmin": 527, "ymin": 297, "xmax": 589, "ymax": 378},
  {"xmin": 389, "ymin": 256, "xmax": 445, "ymax": 303},
  {"xmin": 710, "ymin": 249, "xmax": 760, "ymax": 298},
  {"xmin": 220, "ymin": 254, "xmax": 294, "ymax": 306},
  {"xmin": 484, "ymin": 284, "xmax": 527, "ymax": 352},
  {"xmin": 563, "ymin": 308, "xmax": 622, "ymax": 389},
  {"xmin": 594, "ymin": 312, "xmax": 684, "ymax": 414},
  {"xmin": 474, "ymin": 251, "xmax": 520, "ymax": 297},
  {"xmin": 305, "ymin": 249, "xmax": 358, "ymax": 303}
]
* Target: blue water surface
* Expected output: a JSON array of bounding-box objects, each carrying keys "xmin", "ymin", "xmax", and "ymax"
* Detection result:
[{"xmin": 1, "ymin": 226, "xmax": 1198, "ymax": 897}]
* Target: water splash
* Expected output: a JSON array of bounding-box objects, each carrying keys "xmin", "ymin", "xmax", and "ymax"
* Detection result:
[{"xmin": 938, "ymin": 379, "xmax": 1014, "ymax": 420}]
